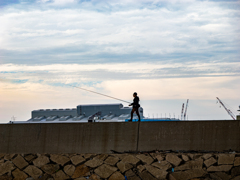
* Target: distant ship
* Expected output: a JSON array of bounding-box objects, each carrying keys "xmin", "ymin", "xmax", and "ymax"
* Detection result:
[{"xmin": 8, "ymin": 103, "xmax": 180, "ymax": 124}]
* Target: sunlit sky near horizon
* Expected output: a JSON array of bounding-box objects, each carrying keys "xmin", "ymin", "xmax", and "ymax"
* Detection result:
[{"xmin": 0, "ymin": 0, "xmax": 240, "ymax": 122}]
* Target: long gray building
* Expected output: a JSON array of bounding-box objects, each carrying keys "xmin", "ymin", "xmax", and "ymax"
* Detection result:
[{"xmin": 10, "ymin": 104, "xmax": 144, "ymax": 123}]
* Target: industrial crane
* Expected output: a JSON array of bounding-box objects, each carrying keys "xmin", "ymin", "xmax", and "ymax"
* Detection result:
[
  {"xmin": 181, "ymin": 99, "xmax": 189, "ymax": 120},
  {"xmin": 216, "ymin": 97, "xmax": 236, "ymax": 120}
]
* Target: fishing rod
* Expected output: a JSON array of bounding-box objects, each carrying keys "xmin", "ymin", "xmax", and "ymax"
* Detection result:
[{"xmin": 68, "ymin": 84, "xmax": 131, "ymax": 104}]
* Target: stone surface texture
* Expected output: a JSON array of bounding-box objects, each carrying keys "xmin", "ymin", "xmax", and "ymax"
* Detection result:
[{"xmin": 0, "ymin": 152, "xmax": 240, "ymax": 179}]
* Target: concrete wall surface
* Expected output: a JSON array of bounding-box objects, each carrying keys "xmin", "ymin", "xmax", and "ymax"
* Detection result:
[{"xmin": 0, "ymin": 121, "xmax": 239, "ymax": 154}]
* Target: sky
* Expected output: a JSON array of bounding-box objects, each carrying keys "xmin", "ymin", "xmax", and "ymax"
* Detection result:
[{"xmin": 0, "ymin": 0, "xmax": 240, "ymax": 122}]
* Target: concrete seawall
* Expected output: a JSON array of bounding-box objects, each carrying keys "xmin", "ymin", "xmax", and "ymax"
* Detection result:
[{"xmin": 0, "ymin": 120, "xmax": 240, "ymax": 154}]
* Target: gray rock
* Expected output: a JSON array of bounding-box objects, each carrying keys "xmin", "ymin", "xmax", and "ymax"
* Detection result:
[
  {"xmin": 155, "ymin": 155, "xmax": 164, "ymax": 161},
  {"xmin": 85, "ymin": 158, "xmax": 103, "ymax": 168},
  {"xmin": 174, "ymin": 158, "xmax": 203, "ymax": 171},
  {"xmin": 204, "ymin": 157, "xmax": 217, "ymax": 168},
  {"xmin": 151, "ymin": 161, "xmax": 172, "ymax": 171},
  {"xmin": 234, "ymin": 157, "xmax": 240, "ymax": 166},
  {"xmin": 41, "ymin": 164, "xmax": 59, "ymax": 174},
  {"xmin": 63, "ymin": 164, "xmax": 75, "ymax": 176},
  {"xmin": 127, "ymin": 175, "xmax": 141, "ymax": 180},
  {"xmin": 0, "ymin": 154, "xmax": 5, "ymax": 159},
  {"xmin": 50, "ymin": 154, "xmax": 70, "ymax": 166},
  {"xmin": 104, "ymin": 156, "xmax": 119, "ymax": 166},
  {"xmin": 218, "ymin": 154, "xmax": 235, "ymax": 165},
  {"xmin": 108, "ymin": 171, "xmax": 125, "ymax": 180},
  {"xmin": 33, "ymin": 155, "xmax": 50, "ymax": 168},
  {"xmin": 182, "ymin": 154, "xmax": 190, "ymax": 161},
  {"xmin": 94, "ymin": 164, "xmax": 117, "ymax": 179},
  {"xmin": 0, "ymin": 161, "xmax": 15, "ymax": 176},
  {"xmin": 89, "ymin": 174, "xmax": 101, "ymax": 180},
  {"xmin": 166, "ymin": 154, "xmax": 182, "ymax": 166},
  {"xmin": 122, "ymin": 155, "xmax": 140, "ymax": 166},
  {"xmin": 139, "ymin": 171, "xmax": 157, "ymax": 180},
  {"xmin": 24, "ymin": 165, "xmax": 43, "ymax": 180},
  {"xmin": 117, "ymin": 161, "xmax": 133, "ymax": 173},
  {"xmin": 207, "ymin": 165, "xmax": 232, "ymax": 172},
  {"xmin": 12, "ymin": 155, "xmax": 28, "ymax": 169},
  {"xmin": 145, "ymin": 164, "xmax": 168, "ymax": 179},
  {"xmin": 136, "ymin": 154, "xmax": 154, "ymax": 165},
  {"xmin": 70, "ymin": 155, "xmax": 85, "ymax": 166},
  {"xmin": 0, "ymin": 174, "xmax": 12, "ymax": 180},
  {"xmin": 83, "ymin": 154, "xmax": 96, "ymax": 160},
  {"xmin": 12, "ymin": 168, "xmax": 28, "ymax": 179},
  {"xmin": 52, "ymin": 170, "xmax": 69, "ymax": 180},
  {"xmin": 232, "ymin": 166, "xmax": 240, "ymax": 177}
]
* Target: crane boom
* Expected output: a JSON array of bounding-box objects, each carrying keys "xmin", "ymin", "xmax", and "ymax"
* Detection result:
[
  {"xmin": 181, "ymin": 103, "xmax": 184, "ymax": 120},
  {"xmin": 184, "ymin": 99, "xmax": 189, "ymax": 120},
  {"xmin": 216, "ymin": 97, "xmax": 236, "ymax": 120}
]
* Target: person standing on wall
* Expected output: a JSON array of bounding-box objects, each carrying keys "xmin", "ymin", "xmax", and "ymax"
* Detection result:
[{"xmin": 129, "ymin": 92, "xmax": 141, "ymax": 122}]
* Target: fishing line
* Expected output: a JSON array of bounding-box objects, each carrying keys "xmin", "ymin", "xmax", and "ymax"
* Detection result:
[{"xmin": 67, "ymin": 84, "xmax": 131, "ymax": 104}]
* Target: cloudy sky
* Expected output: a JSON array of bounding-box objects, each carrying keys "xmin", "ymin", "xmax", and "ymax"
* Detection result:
[{"xmin": 0, "ymin": 0, "xmax": 239, "ymax": 122}]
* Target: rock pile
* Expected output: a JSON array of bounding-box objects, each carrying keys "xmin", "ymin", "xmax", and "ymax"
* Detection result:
[{"xmin": 0, "ymin": 152, "xmax": 240, "ymax": 180}]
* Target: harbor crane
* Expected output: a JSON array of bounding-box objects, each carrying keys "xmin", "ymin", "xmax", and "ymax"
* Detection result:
[
  {"xmin": 184, "ymin": 99, "xmax": 189, "ymax": 120},
  {"xmin": 216, "ymin": 97, "xmax": 236, "ymax": 120},
  {"xmin": 181, "ymin": 99, "xmax": 189, "ymax": 120}
]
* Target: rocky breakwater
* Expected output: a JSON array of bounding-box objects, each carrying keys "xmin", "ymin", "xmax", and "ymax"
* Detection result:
[{"xmin": 1, "ymin": 152, "xmax": 240, "ymax": 180}]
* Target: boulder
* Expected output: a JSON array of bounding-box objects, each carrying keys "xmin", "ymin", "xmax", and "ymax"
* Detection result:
[
  {"xmin": 214, "ymin": 172, "xmax": 231, "ymax": 180},
  {"xmin": 0, "ymin": 161, "xmax": 15, "ymax": 176},
  {"xmin": 117, "ymin": 161, "xmax": 133, "ymax": 173},
  {"xmin": 204, "ymin": 157, "xmax": 217, "ymax": 168},
  {"xmin": 137, "ymin": 165, "xmax": 145, "ymax": 172},
  {"xmin": 0, "ymin": 174, "xmax": 12, "ymax": 180},
  {"xmin": 166, "ymin": 154, "xmax": 182, "ymax": 166},
  {"xmin": 12, "ymin": 168, "xmax": 28, "ymax": 179},
  {"xmin": 202, "ymin": 154, "xmax": 213, "ymax": 160},
  {"xmin": 232, "ymin": 166, "xmax": 240, "ymax": 177},
  {"xmin": 71, "ymin": 164, "xmax": 89, "ymax": 178},
  {"xmin": 33, "ymin": 155, "xmax": 49, "ymax": 168},
  {"xmin": 174, "ymin": 158, "xmax": 203, "ymax": 171},
  {"xmin": 95, "ymin": 154, "xmax": 108, "ymax": 161},
  {"xmin": 70, "ymin": 155, "xmax": 85, "ymax": 166},
  {"xmin": 136, "ymin": 154, "xmax": 154, "ymax": 165},
  {"xmin": 63, "ymin": 164, "xmax": 75, "ymax": 176},
  {"xmin": 234, "ymin": 157, "xmax": 240, "ymax": 166},
  {"xmin": 85, "ymin": 158, "xmax": 103, "ymax": 168},
  {"xmin": 155, "ymin": 155, "xmax": 164, "ymax": 161},
  {"xmin": 95, "ymin": 164, "xmax": 117, "ymax": 179},
  {"xmin": 127, "ymin": 175, "xmax": 141, "ymax": 180},
  {"xmin": 41, "ymin": 164, "xmax": 59, "ymax": 174},
  {"xmin": 122, "ymin": 155, "xmax": 140, "ymax": 166},
  {"xmin": 152, "ymin": 161, "xmax": 172, "ymax": 171},
  {"xmin": 52, "ymin": 170, "xmax": 69, "ymax": 180},
  {"xmin": 83, "ymin": 154, "xmax": 96, "ymax": 160},
  {"xmin": 207, "ymin": 165, "xmax": 232, "ymax": 172},
  {"xmin": 139, "ymin": 171, "xmax": 157, "ymax": 180},
  {"xmin": 12, "ymin": 155, "xmax": 28, "ymax": 169},
  {"xmin": 170, "ymin": 169, "xmax": 206, "ymax": 180},
  {"xmin": 89, "ymin": 174, "xmax": 101, "ymax": 180},
  {"xmin": 0, "ymin": 154, "xmax": 5, "ymax": 159},
  {"xmin": 24, "ymin": 165, "xmax": 43, "ymax": 180},
  {"xmin": 50, "ymin": 154, "xmax": 70, "ymax": 166},
  {"xmin": 24, "ymin": 154, "xmax": 36, "ymax": 163},
  {"xmin": 182, "ymin": 155, "xmax": 190, "ymax": 161},
  {"xmin": 218, "ymin": 154, "xmax": 235, "ymax": 165},
  {"xmin": 104, "ymin": 156, "xmax": 119, "ymax": 166},
  {"xmin": 109, "ymin": 171, "xmax": 125, "ymax": 180},
  {"xmin": 145, "ymin": 164, "xmax": 168, "ymax": 179},
  {"xmin": 232, "ymin": 176, "xmax": 240, "ymax": 180},
  {"xmin": 125, "ymin": 169, "xmax": 135, "ymax": 177},
  {"xmin": 4, "ymin": 154, "xmax": 16, "ymax": 160}
]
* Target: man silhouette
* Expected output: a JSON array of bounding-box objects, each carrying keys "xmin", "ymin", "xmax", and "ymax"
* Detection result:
[{"xmin": 129, "ymin": 92, "xmax": 141, "ymax": 122}]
